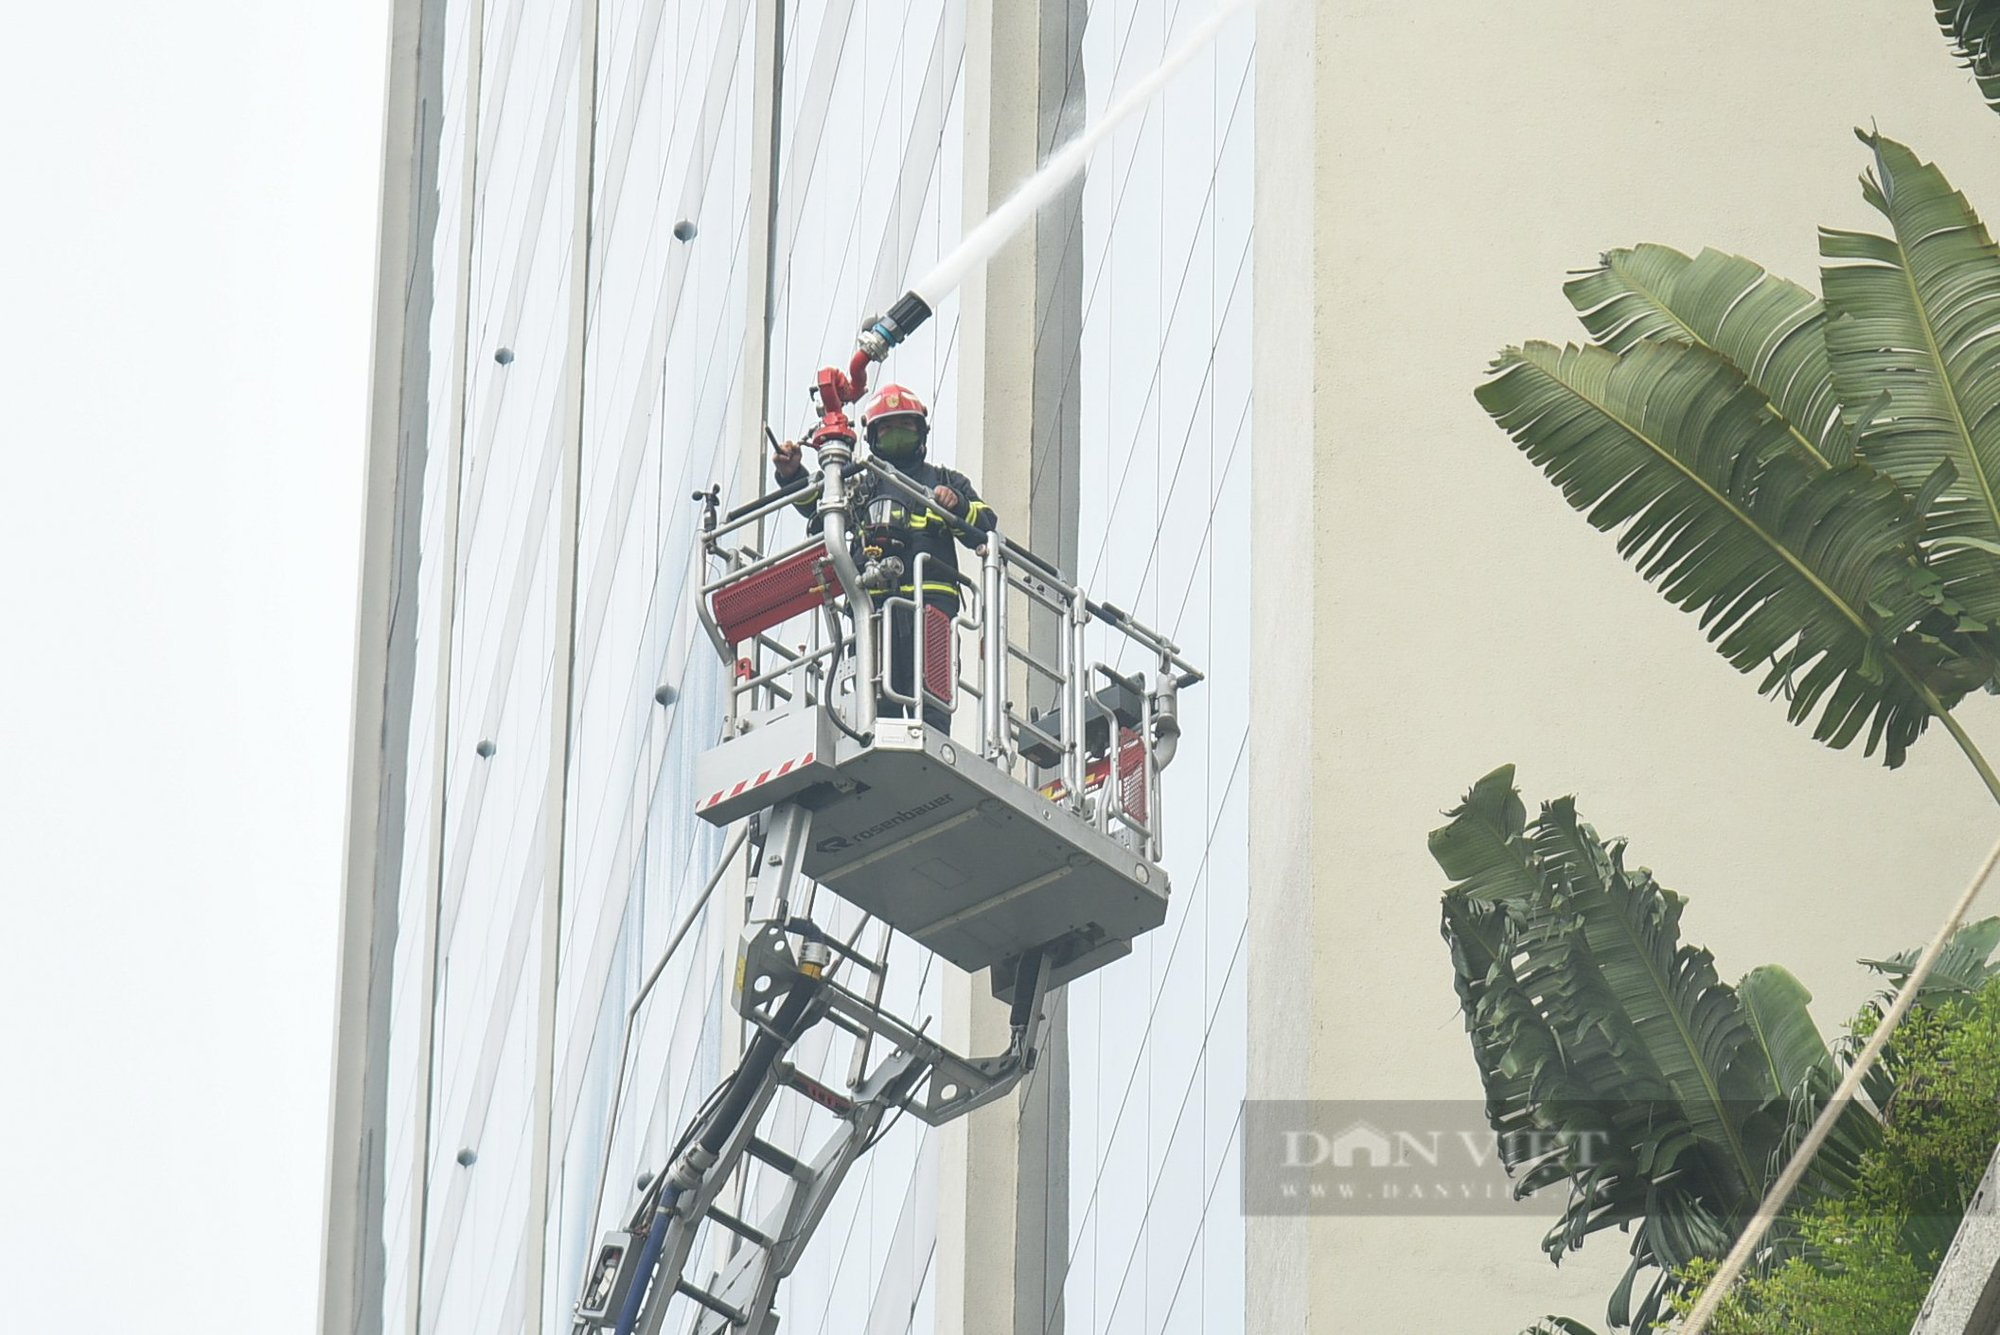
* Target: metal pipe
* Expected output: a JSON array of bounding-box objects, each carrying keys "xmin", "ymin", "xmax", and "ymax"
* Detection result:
[
  {"xmin": 734, "ymin": 645, "xmax": 837, "ymax": 696},
  {"xmin": 1004, "ymin": 641, "xmax": 1065, "ymax": 680},
  {"xmin": 718, "ymin": 481, "xmax": 819, "ymax": 534},
  {"xmin": 845, "ymin": 345, "xmax": 873, "ymax": 403},
  {"xmin": 750, "ymin": 629, "xmax": 829, "ymax": 664},
  {"xmin": 998, "ymin": 533, "xmax": 1073, "ymax": 587},
  {"xmin": 1146, "ymin": 664, "xmax": 1181, "ymax": 860},
  {"xmin": 912, "ymin": 553, "xmax": 930, "ymax": 723},
  {"xmin": 982, "ymin": 536, "xmax": 1005, "ymax": 759},
  {"xmin": 628, "ymin": 828, "xmax": 751, "ymax": 1019},
  {"xmin": 875, "ymin": 593, "xmax": 918, "ymax": 711},
  {"xmin": 1084, "ymin": 596, "xmax": 1202, "ymax": 680},
  {"xmin": 736, "ymin": 655, "xmax": 820, "ymax": 699},
  {"xmin": 725, "ymin": 478, "xmax": 815, "ymax": 526},
  {"xmin": 1003, "ymin": 572, "xmax": 1071, "ymax": 616},
  {"xmin": 813, "ymin": 445, "xmax": 875, "ymax": 734},
  {"xmin": 1057, "ymin": 595, "xmax": 1080, "ymax": 800},
  {"xmin": 1150, "ymin": 669, "xmax": 1181, "ymax": 771},
  {"xmin": 697, "ymin": 533, "xmax": 829, "ymax": 595},
  {"xmin": 694, "ymin": 595, "xmax": 731, "ymax": 662},
  {"xmin": 1068, "ymin": 601, "xmax": 1088, "ymax": 810}
]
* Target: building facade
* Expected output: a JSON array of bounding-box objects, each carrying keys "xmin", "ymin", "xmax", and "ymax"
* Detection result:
[
  {"xmin": 328, "ymin": 1, "xmax": 1250, "ymax": 1332},
  {"xmin": 329, "ymin": 1, "xmax": 2000, "ymax": 1333}
]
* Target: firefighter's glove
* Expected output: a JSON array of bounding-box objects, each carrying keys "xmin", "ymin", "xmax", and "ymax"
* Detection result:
[
  {"xmin": 773, "ymin": 437, "xmax": 805, "ymax": 481},
  {"xmin": 932, "ymin": 484, "xmax": 965, "ymax": 516}
]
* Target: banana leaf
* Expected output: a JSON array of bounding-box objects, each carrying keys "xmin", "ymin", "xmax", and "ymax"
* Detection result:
[
  {"xmin": 1822, "ymin": 132, "xmax": 2000, "ymax": 631},
  {"xmin": 1566, "ymin": 244, "xmax": 1852, "ymax": 466},
  {"xmin": 1935, "ymin": 1, "xmax": 2000, "ymax": 114},
  {"xmin": 1433, "ymin": 772, "xmax": 1878, "ymax": 1331},
  {"xmin": 1476, "ymin": 339, "xmax": 1962, "ymax": 766},
  {"xmin": 1860, "ymin": 914, "xmax": 2000, "ymax": 1002}
]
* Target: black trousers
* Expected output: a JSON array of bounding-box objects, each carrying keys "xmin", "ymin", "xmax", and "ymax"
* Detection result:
[{"xmin": 878, "ymin": 598, "xmax": 956, "ymax": 732}]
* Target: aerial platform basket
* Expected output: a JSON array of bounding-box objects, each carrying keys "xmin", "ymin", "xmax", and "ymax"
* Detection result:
[
  {"xmin": 695, "ymin": 711, "xmax": 1166, "ymax": 992},
  {"xmin": 693, "ymin": 455, "xmax": 1200, "ymax": 998},
  {"xmin": 572, "ymin": 325, "xmax": 1209, "ymax": 1335}
]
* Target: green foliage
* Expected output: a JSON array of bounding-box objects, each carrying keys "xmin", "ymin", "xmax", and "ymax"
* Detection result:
[
  {"xmin": 1431, "ymin": 767, "xmax": 1827, "ymax": 1330},
  {"xmin": 1664, "ymin": 978, "xmax": 2000, "ymax": 1333},
  {"xmin": 1823, "ymin": 131, "xmax": 2000, "ymax": 631},
  {"xmin": 1934, "ymin": 1, "xmax": 2000, "ymax": 115},
  {"xmin": 1465, "ymin": 24, "xmax": 2000, "ymax": 1335},
  {"xmin": 1667, "ymin": 1214, "xmax": 1933, "ymax": 1335},
  {"xmin": 1476, "ymin": 134, "xmax": 2000, "ymax": 771},
  {"xmin": 1860, "ymin": 914, "xmax": 2000, "ymax": 1002},
  {"xmin": 1433, "ymin": 767, "xmax": 2000, "ymax": 1332},
  {"xmin": 1561, "ymin": 244, "xmax": 1852, "ymax": 465},
  {"xmin": 1849, "ymin": 980, "xmax": 2000, "ymax": 1243}
]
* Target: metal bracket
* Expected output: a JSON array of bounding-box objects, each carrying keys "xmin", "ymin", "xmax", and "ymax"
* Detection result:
[
  {"xmin": 576, "ymin": 924, "xmax": 1057, "ymax": 1335},
  {"xmin": 749, "ymin": 802, "xmax": 814, "ymax": 922}
]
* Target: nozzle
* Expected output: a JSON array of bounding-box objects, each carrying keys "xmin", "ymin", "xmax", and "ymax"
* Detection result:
[{"xmin": 856, "ymin": 291, "xmax": 934, "ymax": 362}]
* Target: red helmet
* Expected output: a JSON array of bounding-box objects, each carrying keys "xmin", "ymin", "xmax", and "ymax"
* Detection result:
[{"xmin": 861, "ymin": 384, "xmax": 931, "ymax": 460}]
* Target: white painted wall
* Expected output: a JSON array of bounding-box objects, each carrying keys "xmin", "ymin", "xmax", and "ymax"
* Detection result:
[{"xmin": 1255, "ymin": 1, "xmax": 2000, "ymax": 1328}]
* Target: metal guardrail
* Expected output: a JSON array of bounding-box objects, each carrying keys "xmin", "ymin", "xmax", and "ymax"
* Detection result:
[{"xmin": 693, "ymin": 455, "xmax": 1201, "ymax": 860}]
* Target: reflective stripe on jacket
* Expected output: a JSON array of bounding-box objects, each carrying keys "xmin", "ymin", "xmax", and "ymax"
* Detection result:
[{"xmin": 773, "ymin": 454, "xmax": 999, "ymax": 608}]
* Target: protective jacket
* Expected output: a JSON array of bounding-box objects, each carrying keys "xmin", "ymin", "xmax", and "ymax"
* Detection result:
[{"xmin": 776, "ymin": 456, "xmax": 998, "ymax": 609}]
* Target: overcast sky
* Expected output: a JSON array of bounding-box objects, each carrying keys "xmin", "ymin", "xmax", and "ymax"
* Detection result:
[{"xmin": 0, "ymin": 3, "xmax": 388, "ymax": 1326}]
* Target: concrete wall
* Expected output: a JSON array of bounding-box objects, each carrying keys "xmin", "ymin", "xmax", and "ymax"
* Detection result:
[
  {"xmin": 1911, "ymin": 1144, "xmax": 2000, "ymax": 1334},
  {"xmin": 941, "ymin": 2, "xmax": 1086, "ymax": 1331},
  {"xmin": 319, "ymin": 0, "xmax": 443, "ymax": 1329},
  {"xmin": 1252, "ymin": 1, "xmax": 2000, "ymax": 1329}
]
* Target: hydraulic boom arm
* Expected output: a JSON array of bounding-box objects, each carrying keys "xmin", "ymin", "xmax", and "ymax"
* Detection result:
[{"xmin": 572, "ymin": 799, "xmax": 1054, "ymax": 1335}]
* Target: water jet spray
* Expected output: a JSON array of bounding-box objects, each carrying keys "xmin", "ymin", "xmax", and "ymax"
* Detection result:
[{"xmin": 811, "ymin": 0, "xmax": 1258, "ymax": 431}]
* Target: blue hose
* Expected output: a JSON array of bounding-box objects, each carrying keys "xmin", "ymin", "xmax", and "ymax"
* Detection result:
[
  {"xmin": 612, "ymin": 1186, "xmax": 680, "ymax": 1335},
  {"xmin": 608, "ymin": 984, "xmax": 816, "ymax": 1334}
]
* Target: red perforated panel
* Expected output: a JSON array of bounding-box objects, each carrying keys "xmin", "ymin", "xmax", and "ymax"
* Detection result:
[
  {"xmin": 922, "ymin": 604, "xmax": 954, "ymax": 707},
  {"xmin": 710, "ymin": 547, "xmax": 833, "ymax": 646},
  {"xmin": 1116, "ymin": 728, "xmax": 1148, "ymax": 825}
]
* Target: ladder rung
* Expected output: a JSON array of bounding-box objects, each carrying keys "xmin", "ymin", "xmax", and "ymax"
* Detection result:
[
  {"xmin": 708, "ymin": 1206, "xmax": 775, "ymax": 1250},
  {"xmin": 818, "ymin": 1008, "xmax": 871, "ymax": 1041},
  {"xmin": 746, "ymin": 1136, "xmax": 807, "ymax": 1178},
  {"xmin": 675, "ymin": 1279, "xmax": 747, "ymax": 1325},
  {"xmin": 784, "ymin": 1068, "xmax": 856, "ymax": 1116}
]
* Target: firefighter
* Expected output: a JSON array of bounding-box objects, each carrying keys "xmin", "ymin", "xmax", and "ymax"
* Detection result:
[{"xmin": 772, "ymin": 383, "xmax": 997, "ymax": 729}]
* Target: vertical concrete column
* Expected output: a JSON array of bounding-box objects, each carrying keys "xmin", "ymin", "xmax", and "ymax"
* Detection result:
[
  {"xmin": 1911, "ymin": 1142, "xmax": 2000, "ymax": 1333},
  {"xmin": 397, "ymin": 1, "xmax": 484, "ymax": 1329},
  {"xmin": 1247, "ymin": 0, "xmax": 1326, "ymax": 1331},
  {"xmin": 940, "ymin": 1, "xmax": 1084, "ymax": 1333},
  {"xmin": 320, "ymin": 1, "xmax": 446, "ymax": 1332}
]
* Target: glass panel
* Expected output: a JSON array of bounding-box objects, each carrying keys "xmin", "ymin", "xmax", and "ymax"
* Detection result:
[
  {"xmin": 1063, "ymin": 2, "xmax": 1253, "ymax": 1331},
  {"xmin": 375, "ymin": 0, "xmax": 1252, "ymax": 1330}
]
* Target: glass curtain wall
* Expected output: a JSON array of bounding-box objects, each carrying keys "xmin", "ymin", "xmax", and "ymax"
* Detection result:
[
  {"xmin": 544, "ymin": 0, "xmax": 755, "ymax": 1331},
  {"xmin": 369, "ymin": 0, "xmax": 1254, "ymax": 1329},
  {"xmin": 376, "ymin": 0, "xmax": 970, "ymax": 1332},
  {"xmin": 1056, "ymin": 2, "xmax": 1255, "ymax": 1332},
  {"xmin": 417, "ymin": 0, "xmax": 588, "ymax": 1326},
  {"xmin": 755, "ymin": 1, "xmax": 965, "ymax": 1329}
]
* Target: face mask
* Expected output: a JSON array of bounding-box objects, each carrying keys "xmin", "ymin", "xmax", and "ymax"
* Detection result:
[{"xmin": 872, "ymin": 422, "xmax": 924, "ymax": 460}]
